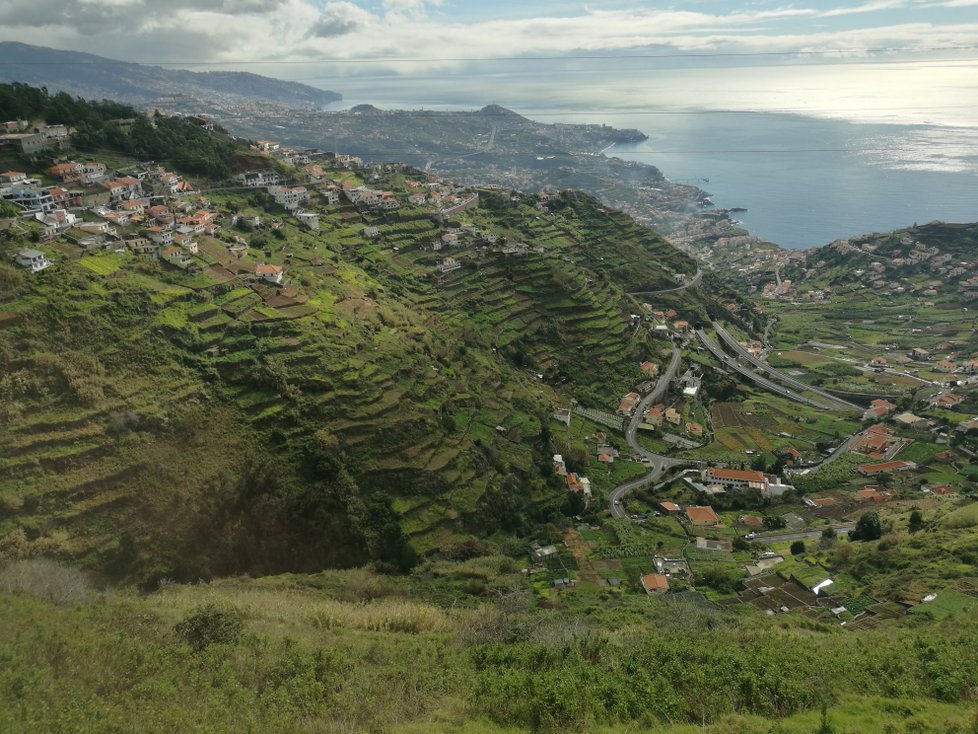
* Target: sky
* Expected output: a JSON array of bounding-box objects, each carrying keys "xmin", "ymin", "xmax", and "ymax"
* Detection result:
[
  {"xmin": 0, "ymin": 0, "xmax": 976, "ymax": 68},
  {"xmin": 1, "ymin": 0, "xmax": 977, "ymax": 124}
]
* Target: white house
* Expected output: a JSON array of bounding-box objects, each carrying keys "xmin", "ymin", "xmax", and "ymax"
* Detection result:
[
  {"xmin": 295, "ymin": 210, "xmax": 319, "ymax": 230},
  {"xmin": 12, "ymin": 248, "xmax": 52, "ymax": 272},
  {"xmin": 268, "ymin": 185, "xmax": 309, "ymax": 210},
  {"xmin": 256, "ymin": 263, "xmax": 285, "ymax": 285}
]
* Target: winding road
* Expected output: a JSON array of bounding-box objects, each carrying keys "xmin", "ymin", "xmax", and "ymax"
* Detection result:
[
  {"xmin": 609, "ymin": 344, "xmax": 693, "ymax": 518},
  {"xmin": 628, "ymin": 268, "xmax": 703, "ymax": 297}
]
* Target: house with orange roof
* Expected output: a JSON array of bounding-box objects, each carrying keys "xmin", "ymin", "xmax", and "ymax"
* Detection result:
[
  {"xmin": 856, "ymin": 487, "xmax": 888, "ymax": 502},
  {"xmin": 643, "ymin": 405, "xmax": 664, "ymax": 427},
  {"xmin": 640, "ymin": 361, "xmax": 659, "ymax": 375},
  {"xmin": 857, "ymin": 460, "xmax": 917, "ymax": 476},
  {"xmin": 641, "ymin": 573, "xmax": 670, "ymax": 595},
  {"xmin": 685, "ymin": 505, "xmax": 719, "ymax": 525},
  {"xmin": 930, "ymin": 391, "xmax": 965, "ymax": 409},
  {"xmin": 48, "ymin": 161, "xmax": 83, "ymax": 183},
  {"xmin": 685, "ymin": 422, "xmax": 704, "ymax": 436},
  {"xmin": 659, "ymin": 501, "xmax": 681, "ymax": 515},
  {"xmin": 566, "ymin": 473, "xmax": 584, "ymax": 492},
  {"xmin": 256, "ymin": 263, "xmax": 285, "ymax": 285},
  {"xmin": 863, "ymin": 399, "xmax": 898, "ymax": 421},
  {"xmin": 617, "ymin": 392, "xmax": 641, "ymax": 416},
  {"xmin": 701, "ymin": 466, "xmax": 795, "ymax": 497},
  {"xmin": 854, "ymin": 432, "xmax": 888, "ymax": 455}
]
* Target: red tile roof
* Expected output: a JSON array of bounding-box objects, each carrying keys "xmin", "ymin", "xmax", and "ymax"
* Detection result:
[
  {"xmin": 704, "ymin": 468, "xmax": 764, "ymax": 483},
  {"xmin": 685, "ymin": 505, "xmax": 719, "ymax": 524},
  {"xmin": 641, "ymin": 573, "xmax": 670, "ymax": 592}
]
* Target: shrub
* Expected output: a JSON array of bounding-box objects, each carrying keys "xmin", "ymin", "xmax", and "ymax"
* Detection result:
[
  {"xmin": 174, "ymin": 603, "xmax": 244, "ymax": 651},
  {"xmin": 790, "ymin": 540, "xmax": 806, "ymax": 556},
  {"xmin": 0, "ymin": 558, "xmax": 94, "ymax": 605}
]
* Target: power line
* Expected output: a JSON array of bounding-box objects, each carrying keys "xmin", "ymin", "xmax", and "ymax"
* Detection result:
[{"xmin": 2, "ymin": 46, "xmax": 978, "ymax": 66}]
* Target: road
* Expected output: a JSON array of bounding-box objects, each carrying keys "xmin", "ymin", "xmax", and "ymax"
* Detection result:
[
  {"xmin": 610, "ymin": 344, "xmax": 692, "ymax": 518},
  {"xmin": 628, "ymin": 268, "xmax": 702, "ymax": 297},
  {"xmin": 754, "ymin": 523, "xmax": 855, "ymax": 544},
  {"xmin": 695, "ymin": 329, "xmax": 835, "ymax": 411},
  {"xmin": 711, "ymin": 321, "xmax": 861, "ymax": 412}
]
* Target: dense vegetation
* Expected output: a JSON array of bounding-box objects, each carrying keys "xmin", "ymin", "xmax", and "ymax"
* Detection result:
[
  {"xmin": 0, "ymin": 82, "xmax": 239, "ymax": 177},
  {"xmin": 2, "ymin": 560, "xmax": 977, "ymax": 733}
]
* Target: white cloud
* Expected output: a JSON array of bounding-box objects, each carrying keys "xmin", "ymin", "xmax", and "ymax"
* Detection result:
[{"xmin": 0, "ymin": 0, "xmax": 973, "ymax": 72}]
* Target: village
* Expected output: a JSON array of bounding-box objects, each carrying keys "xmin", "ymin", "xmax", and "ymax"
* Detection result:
[{"xmin": 1, "ymin": 121, "xmax": 522, "ymax": 292}]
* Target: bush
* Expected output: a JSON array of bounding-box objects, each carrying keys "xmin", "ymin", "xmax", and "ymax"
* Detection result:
[
  {"xmin": 790, "ymin": 540, "xmax": 806, "ymax": 556},
  {"xmin": 0, "ymin": 558, "xmax": 94, "ymax": 605},
  {"xmin": 851, "ymin": 512, "xmax": 883, "ymax": 542},
  {"xmin": 174, "ymin": 603, "xmax": 244, "ymax": 651}
]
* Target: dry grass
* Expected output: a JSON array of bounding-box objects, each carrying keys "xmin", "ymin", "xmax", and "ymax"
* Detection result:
[
  {"xmin": 152, "ymin": 580, "xmax": 453, "ymax": 634},
  {"xmin": 0, "ymin": 558, "xmax": 95, "ymax": 605}
]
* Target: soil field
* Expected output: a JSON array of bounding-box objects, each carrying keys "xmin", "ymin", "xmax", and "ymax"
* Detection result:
[{"xmin": 711, "ymin": 403, "xmax": 773, "ymax": 430}]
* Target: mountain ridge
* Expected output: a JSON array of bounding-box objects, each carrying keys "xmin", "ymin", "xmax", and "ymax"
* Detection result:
[{"xmin": 0, "ymin": 42, "xmax": 341, "ymax": 111}]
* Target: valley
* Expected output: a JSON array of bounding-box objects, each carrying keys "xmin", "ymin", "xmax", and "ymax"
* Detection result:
[{"xmin": 1, "ymin": 83, "xmax": 977, "ymax": 734}]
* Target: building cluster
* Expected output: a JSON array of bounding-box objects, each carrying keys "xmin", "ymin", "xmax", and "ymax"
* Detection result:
[
  {"xmin": 553, "ymin": 454, "xmax": 592, "ymax": 498},
  {"xmin": 4, "ymin": 156, "xmax": 291, "ymax": 286}
]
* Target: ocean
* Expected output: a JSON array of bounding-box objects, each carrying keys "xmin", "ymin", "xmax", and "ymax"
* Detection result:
[
  {"xmin": 315, "ymin": 60, "xmax": 978, "ymax": 248},
  {"xmin": 598, "ymin": 111, "xmax": 978, "ymax": 248}
]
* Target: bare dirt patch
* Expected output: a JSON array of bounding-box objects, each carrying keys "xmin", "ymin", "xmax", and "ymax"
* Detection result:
[{"xmin": 563, "ymin": 529, "xmax": 601, "ymax": 585}]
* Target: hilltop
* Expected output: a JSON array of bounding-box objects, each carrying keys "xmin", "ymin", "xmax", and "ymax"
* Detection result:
[{"xmin": 0, "ymin": 42, "xmax": 341, "ymax": 111}]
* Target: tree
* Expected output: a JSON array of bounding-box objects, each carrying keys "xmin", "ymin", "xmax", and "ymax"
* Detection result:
[
  {"xmin": 790, "ymin": 540, "xmax": 806, "ymax": 556},
  {"xmin": 908, "ymin": 509, "xmax": 924, "ymax": 533},
  {"xmin": 763, "ymin": 515, "xmax": 787, "ymax": 530},
  {"xmin": 174, "ymin": 603, "xmax": 243, "ymax": 651},
  {"xmin": 850, "ymin": 512, "xmax": 882, "ymax": 541}
]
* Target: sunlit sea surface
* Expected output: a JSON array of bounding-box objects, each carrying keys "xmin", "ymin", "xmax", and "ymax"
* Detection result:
[{"xmin": 314, "ymin": 61, "xmax": 978, "ymax": 248}]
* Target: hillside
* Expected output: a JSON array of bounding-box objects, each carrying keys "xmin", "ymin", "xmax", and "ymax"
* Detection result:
[
  {"xmin": 215, "ymin": 104, "xmax": 720, "ymax": 236},
  {"xmin": 0, "ymin": 91, "xmax": 705, "ymax": 586},
  {"xmin": 0, "ymin": 42, "xmax": 341, "ymax": 110}
]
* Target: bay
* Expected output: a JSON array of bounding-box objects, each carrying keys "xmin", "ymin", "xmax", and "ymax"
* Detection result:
[{"xmin": 597, "ymin": 110, "xmax": 978, "ymax": 248}]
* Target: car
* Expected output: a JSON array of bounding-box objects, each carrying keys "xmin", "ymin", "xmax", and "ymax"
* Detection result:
[
  {"xmin": 743, "ymin": 532, "xmax": 757, "ymax": 539},
  {"xmin": 614, "ymin": 499, "xmax": 620, "ymax": 505}
]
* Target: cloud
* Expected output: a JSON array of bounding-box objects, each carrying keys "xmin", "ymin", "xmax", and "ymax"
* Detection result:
[
  {"xmin": 307, "ymin": 1, "xmax": 373, "ymax": 38},
  {"xmin": 0, "ymin": 0, "xmax": 973, "ymax": 72}
]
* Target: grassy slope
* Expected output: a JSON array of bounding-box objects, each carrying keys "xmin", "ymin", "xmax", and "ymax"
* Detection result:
[
  {"xmin": 0, "ymin": 154, "xmax": 704, "ymax": 583},
  {"xmin": 1, "ymin": 562, "xmax": 977, "ymax": 734}
]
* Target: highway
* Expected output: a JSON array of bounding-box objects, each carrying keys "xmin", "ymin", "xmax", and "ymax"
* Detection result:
[
  {"xmin": 754, "ymin": 523, "xmax": 855, "ymax": 544},
  {"xmin": 695, "ymin": 329, "xmax": 835, "ymax": 411},
  {"xmin": 711, "ymin": 321, "xmax": 861, "ymax": 412}
]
